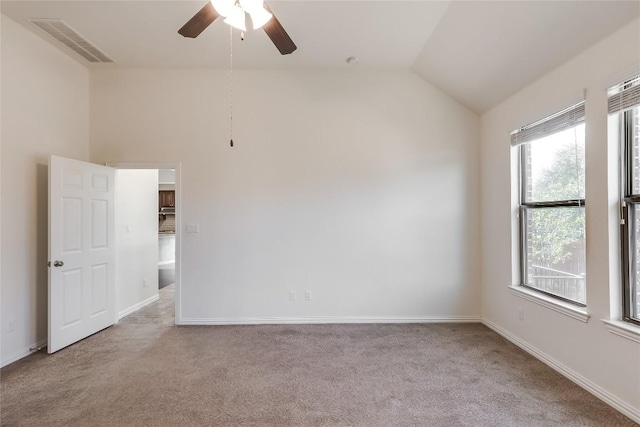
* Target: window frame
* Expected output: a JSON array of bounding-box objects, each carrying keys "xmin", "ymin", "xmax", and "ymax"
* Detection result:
[
  {"xmin": 620, "ymin": 107, "xmax": 640, "ymax": 326},
  {"xmin": 514, "ymin": 103, "xmax": 587, "ymax": 307}
]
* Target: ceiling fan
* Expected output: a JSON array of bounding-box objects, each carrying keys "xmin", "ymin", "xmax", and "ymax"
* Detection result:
[{"xmin": 178, "ymin": 0, "xmax": 297, "ymax": 55}]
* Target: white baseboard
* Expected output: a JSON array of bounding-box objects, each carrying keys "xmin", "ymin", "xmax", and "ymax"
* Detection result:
[
  {"xmin": 1, "ymin": 338, "xmax": 47, "ymax": 368},
  {"xmin": 118, "ymin": 294, "xmax": 159, "ymax": 319},
  {"xmin": 177, "ymin": 315, "xmax": 481, "ymax": 326},
  {"xmin": 482, "ymin": 319, "xmax": 640, "ymax": 424}
]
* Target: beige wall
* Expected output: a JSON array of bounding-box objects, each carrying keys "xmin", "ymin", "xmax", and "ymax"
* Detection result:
[
  {"xmin": 91, "ymin": 69, "xmax": 481, "ymax": 323},
  {"xmin": 480, "ymin": 19, "xmax": 640, "ymax": 418},
  {"xmin": 1, "ymin": 15, "xmax": 90, "ymax": 365}
]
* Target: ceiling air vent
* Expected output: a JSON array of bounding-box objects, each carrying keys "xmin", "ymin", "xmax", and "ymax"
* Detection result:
[{"xmin": 30, "ymin": 19, "xmax": 114, "ymax": 63}]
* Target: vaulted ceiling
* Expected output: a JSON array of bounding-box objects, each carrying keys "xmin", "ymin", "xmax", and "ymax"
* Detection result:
[
  {"xmin": 412, "ymin": 1, "xmax": 640, "ymax": 112},
  {"xmin": 2, "ymin": 1, "xmax": 639, "ymax": 113}
]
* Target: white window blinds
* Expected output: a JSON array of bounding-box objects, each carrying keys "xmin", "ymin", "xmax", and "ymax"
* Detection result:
[
  {"xmin": 510, "ymin": 101, "xmax": 585, "ymax": 146},
  {"xmin": 608, "ymin": 75, "xmax": 640, "ymax": 115}
]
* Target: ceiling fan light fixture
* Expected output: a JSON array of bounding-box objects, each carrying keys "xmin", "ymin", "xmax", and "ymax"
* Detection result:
[
  {"xmin": 179, "ymin": 1, "xmax": 297, "ymax": 55},
  {"xmin": 224, "ymin": 6, "xmax": 247, "ymax": 31},
  {"xmin": 210, "ymin": 0, "xmax": 235, "ymax": 17},
  {"xmin": 239, "ymin": 0, "xmax": 263, "ymax": 13},
  {"xmin": 248, "ymin": 7, "xmax": 273, "ymax": 30}
]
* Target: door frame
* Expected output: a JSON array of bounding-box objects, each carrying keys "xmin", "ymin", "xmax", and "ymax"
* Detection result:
[{"xmin": 108, "ymin": 161, "xmax": 182, "ymax": 325}]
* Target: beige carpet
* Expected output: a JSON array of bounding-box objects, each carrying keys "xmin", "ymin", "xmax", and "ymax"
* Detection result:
[{"xmin": 0, "ymin": 322, "xmax": 635, "ymax": 426}]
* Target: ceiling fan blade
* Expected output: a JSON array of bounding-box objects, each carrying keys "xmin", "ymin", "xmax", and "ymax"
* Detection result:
[
  {"xmin": 178, "ymin": 2, "xmax": 220, "ymax": 39},
  {"xmin": 262, "ymin": 5, "xmax": 297, "ymax": 55}
]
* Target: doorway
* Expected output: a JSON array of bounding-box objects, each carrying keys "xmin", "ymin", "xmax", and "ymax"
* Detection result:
[
  {"xmin": 158, "ymin": 169, "xmax": 176, "ymax": 291},
  {"xmin": 109, "ymin": 163, "xmax": 181, "ymax": 326}
]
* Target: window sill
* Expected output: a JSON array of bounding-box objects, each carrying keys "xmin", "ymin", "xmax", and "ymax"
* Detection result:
[
  {"xmin": 508, "ymin": 285, "xmax": 590, "ymax": 323},
  {"xmin": 601, "ymin": 320, "xmax": 640, "ymax": 344}
]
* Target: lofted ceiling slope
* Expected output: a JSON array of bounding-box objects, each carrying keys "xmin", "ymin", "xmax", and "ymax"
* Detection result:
[{"xmin": 411, "ymin": 1, "xmax": 640, "ymax": 113}]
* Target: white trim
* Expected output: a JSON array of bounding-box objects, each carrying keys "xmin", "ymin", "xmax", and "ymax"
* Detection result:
[
  {"xmin": 118, "ymin": 294, "xmax": 159, "ymax": 319},
  {"xmin": 1, "ymin": 339, "xmax": 48, "ymax": 368},
  {"xmin": 602, "ymin": 319, "xmax": 640, "ymax": 344},
  {"xmin": 508, "ymin": 285, "xmax": 590, "ymax": 323},
  {"xmin": 177, "ymin": 316, "xmax": 481, "ymax": 326},
  {"xmin": 106, "ymin": 161, "xmax": 179, "ymax": 170},
  {"xmin": 483, "ymin": 319, "xmax": 640, "ymax": 424}
]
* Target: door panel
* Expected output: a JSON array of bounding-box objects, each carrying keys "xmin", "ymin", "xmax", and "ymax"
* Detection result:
[
  {"xmin": 49, "ymin": 155, "xmax": 115, "ymax": 353},
  {"xmin": 90, "ymin": 264, "xmax": 108, "ymax": 316},
  {"xmin": 91, "ymin": 173, "xmax": 109, "ymax": 192},
  {"xmin": 62, "ymin": 197, "xmax": 82, "ymax": 252},
  {"xmin": 91, "ymin": 199, "xmax": 108, "ymax": 248},
  {"xmin": 62, "ymin": 269, "xmax": 82, "ymax": 326}
]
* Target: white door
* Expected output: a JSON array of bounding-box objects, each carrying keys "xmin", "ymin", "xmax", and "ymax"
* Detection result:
[{"xmin": 48, "ymin": 155, "xmax": 115, "ymax": 353}]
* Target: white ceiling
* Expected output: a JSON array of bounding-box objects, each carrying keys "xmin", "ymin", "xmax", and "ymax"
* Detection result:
[
  {"xmin": 2, "ymin": 1, "xmax": 639, "ymax": 113},
  {"xmin": 412, "ymin": 1, "xmax": 640, "ymax": 113},
  {"xmin": 1, "ymin": 1, "xmax": 451, "ymax": 70}
]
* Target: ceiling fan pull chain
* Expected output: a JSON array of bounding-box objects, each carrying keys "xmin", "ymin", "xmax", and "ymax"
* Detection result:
[{"xmin": 229, "ymin": 26, "xmax": 233, "ymax": 147}]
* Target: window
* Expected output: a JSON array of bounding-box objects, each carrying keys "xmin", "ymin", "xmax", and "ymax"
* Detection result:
[
  {"xmin": 512, "ymin": 102, "xmax": 586, "ymax": 305},
  {"xmin": 612, "ymin": 75, "xmax": 640, "ymax": 325}
]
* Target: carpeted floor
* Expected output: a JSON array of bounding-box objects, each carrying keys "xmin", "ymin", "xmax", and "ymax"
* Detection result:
[{"xmin": 0, "ymin": 319, "xmax": 636, "ymax": 426}]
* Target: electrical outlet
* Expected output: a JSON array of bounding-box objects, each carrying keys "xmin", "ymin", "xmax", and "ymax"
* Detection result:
[
  {"xmin": 7, "ymin": 320, "xmax": 15, "ymax": 333},
  {"xmin": 289, "ymin": 291, "xmax": 296, "ymax": 301},
  {"xmin": 143, "ymin": 279, "xmax": 147, "ymax": 287},
  {"xmin": 518, "ymin": 307, "xmax": 524, "ymax": 321},
  {"xmin": 305, "ymin": 290, "xmax": 312, "ymax": 301}
]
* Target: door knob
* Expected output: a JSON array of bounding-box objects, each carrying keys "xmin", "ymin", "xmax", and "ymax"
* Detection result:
[{"xmin": 53, "ymin": 260, "xmax": 64, "ymax": 267}]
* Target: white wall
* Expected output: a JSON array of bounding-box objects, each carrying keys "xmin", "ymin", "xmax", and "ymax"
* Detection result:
[
  {"xmin": 480, "ymin": 19, "xmax": 640, "ymax": 419},
  {"xmin": 115, "ymin": 169, "xmax": 159, "ymax": 318},
  {"xmin": 90, "ymin": 69, "xmax": 480, "ymax": 323},
  {"xmin": 0, "ymin": 15, "xmax": 90, "ymax": 366}
]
